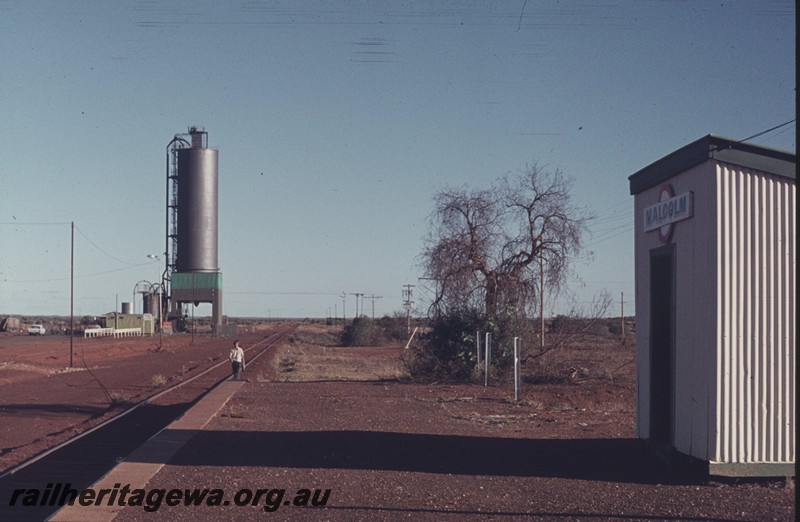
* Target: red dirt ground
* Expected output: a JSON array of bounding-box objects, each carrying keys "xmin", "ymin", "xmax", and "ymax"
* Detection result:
[
  {"xmin": 1, "ymin": 324, "xmax": 794, "ymax": 521},
  {"xmin": 0, "ymin": 328, "xmax": 271, "ymax": 471}
]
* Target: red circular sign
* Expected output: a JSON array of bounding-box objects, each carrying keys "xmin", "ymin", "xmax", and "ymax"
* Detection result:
[{"xmin": 657, "ymin": 184, "xmax": 674, "ymax": 243}]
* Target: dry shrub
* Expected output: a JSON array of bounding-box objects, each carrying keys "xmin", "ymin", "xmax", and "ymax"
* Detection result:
[
  {"xmin": 108, "ymin": 392, "xmax": 131, "ymax": 407},
  {"xmin": 279, "ymin": 354, "xmax": 297, "ymax": 373},
  {"xmin": 341, "ymin": 317, "xmax": 381, "ymax": 346},
  {"xmin": 523, "ymin": 349, "xmax": 576, "ymax": 385}
]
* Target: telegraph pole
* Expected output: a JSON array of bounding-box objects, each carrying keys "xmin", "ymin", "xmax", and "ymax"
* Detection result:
[
  {"xmin": 364, "ymin": 294, "xmax": 383, "ymax": 319},
  {"xmin": 403, "ymin": 284, "xmax": 415, "ymax": 334},
  {"xmin": 540, "ymin": 246, "xmax": 545, "ymax": 351},
  {"xmin": 350, "ymin": 293, "xmax": 364, "ymax": 317},
  {"xmin": 70, "ymin": 221, "xmax": 74, "ymax": 368}
]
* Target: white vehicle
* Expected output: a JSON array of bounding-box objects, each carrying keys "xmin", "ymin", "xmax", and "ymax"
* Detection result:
[{"xmin": 27, "ymin": 324, "xmax": 46, "ymax": 335}]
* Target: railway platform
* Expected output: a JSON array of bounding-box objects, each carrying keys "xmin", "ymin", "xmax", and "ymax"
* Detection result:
[{"xmin": 49, "ymin": 379, "xmax": 245, "ymax": 521}]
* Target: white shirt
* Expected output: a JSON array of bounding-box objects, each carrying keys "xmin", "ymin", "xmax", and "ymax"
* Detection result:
[{"xmin": 229, "ymin": 346, "xmax": 245, "ymax": 367}]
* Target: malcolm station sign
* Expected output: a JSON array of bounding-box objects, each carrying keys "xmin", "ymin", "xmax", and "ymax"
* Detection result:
[{"xmin": 643, "ymin": 188, "xmax": 694, "ymax": 233}]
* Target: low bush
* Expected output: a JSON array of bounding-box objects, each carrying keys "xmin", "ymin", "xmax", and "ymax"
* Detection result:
[
  {"xmin": 341, "ymin": 317, "xmax": 381, "ymax": 346},
  {"xmin": 376, "ymin": 314, "xmax": 411, "ymax": 342},
  {"xmin": 407, "ymin": 308, "xmax": 530, "ymax": 381}
]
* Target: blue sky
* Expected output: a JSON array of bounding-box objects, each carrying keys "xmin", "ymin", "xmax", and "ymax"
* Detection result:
[{"xmin": 0, "ymin": 0, "xmax": 795, "ymax": 319}]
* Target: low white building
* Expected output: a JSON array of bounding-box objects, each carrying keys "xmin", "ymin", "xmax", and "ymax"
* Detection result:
[{"xmin": 628, "ymin": 135, "xmax": 795, "ymax": 477}]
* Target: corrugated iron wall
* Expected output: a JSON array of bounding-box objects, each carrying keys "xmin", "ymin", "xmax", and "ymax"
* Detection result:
[{"xmin": 715, "ymin": 163, "xmax": 796, "ymax": 465}]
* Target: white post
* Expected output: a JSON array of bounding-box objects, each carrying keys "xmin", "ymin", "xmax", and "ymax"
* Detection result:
[
  {"xmin": 404, "ymin": 326, "xmax": 419, "ymax": 350},
  {"xmin": 484, "ymin": 332, "xmax": 491, "ymax": 387},
  {"xmin": 514, "ymin": 337, "xmax": 521, "ymax": 401}
]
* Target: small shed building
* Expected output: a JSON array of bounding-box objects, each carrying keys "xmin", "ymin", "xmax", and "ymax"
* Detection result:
[
  {"xmin": 628, "ymin": 135, "xmax": 795, "ymax": 477},
  {"xmin": 101, "ymin": 313, "xmax": 154, "ymax": 334}
]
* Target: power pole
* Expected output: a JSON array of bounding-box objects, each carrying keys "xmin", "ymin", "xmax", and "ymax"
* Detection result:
[
  {"xmin": 70, "ymin": 221, "xmax": 74, "ymax": 368},
  {"xmin": 403, "ymin": 284, "xmax": 415, "ymax": 334},
  {"xmin": 540, "ymin": 246, "xmax": 545, "ymax": 352},
  {"xmin": 621, "ymin": 291, "xmax": 625, "ymax": 341},
  {"xmin": 350, "ymin": 293, "xmax": 364, "ymax": 317},
  {"xmin": 365, "ymin": 294, "xmax": 383, "ymax": 319}
]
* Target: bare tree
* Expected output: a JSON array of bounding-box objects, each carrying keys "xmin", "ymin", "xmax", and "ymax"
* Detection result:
[{"xmin": 422, "ymin": 164, "xmax": 591, "ymax": 319}]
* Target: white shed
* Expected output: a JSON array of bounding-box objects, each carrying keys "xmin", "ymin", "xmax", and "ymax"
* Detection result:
[{"xmin": 628, "ymin": 135, "xmax": 795, "ymax": 477}]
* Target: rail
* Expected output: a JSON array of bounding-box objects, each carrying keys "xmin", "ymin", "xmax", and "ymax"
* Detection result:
[{"xmin": 1, "ymin": 325, "xmax": 297, "ymax": 480}]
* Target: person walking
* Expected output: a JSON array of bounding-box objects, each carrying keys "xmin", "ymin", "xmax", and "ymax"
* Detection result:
[{"xmin": 229, "ymin": 340, "xmax": 246, "ymax": 380}]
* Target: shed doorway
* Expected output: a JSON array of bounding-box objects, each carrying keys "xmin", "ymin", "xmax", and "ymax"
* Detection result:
[{"xmin": 649, "ymin": 245, "xmax": 675, "ymax": 445}]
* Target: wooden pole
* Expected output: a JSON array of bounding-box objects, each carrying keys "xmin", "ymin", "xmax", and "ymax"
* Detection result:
[
  {"xmin": 484, "ymin": 332, "xmax": 491, "ymax": 387},
  {"xmin": 70, "ymin": 221, "xmax": 74, "ymax": 368},
  {"xmin": 540, "ymin": 247, "xmax": 545, "ymax": 351},
  {"xmin": 514, "ymin": 337, "xmax": 521, "ymax": 401}
]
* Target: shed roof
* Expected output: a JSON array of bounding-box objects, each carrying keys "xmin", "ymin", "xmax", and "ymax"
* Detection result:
[{"xmin": 629, "ymin": 134, "xmax": 796, "ymax": 195}]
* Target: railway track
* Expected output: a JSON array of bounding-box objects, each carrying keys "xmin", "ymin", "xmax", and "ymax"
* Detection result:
[{"xmin": 0, "ymin": 325, "xmax": 295, "ymax": 521}]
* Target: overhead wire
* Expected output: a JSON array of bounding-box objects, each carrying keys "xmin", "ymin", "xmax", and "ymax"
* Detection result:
[
  {"xmin": 737, "ymin": 118, "xmax": 796, "ymax": 144},
  {"xmin": 74, "ymin": 225, "xmax": 139, "ymax": 266},
  {"xmin": 2, "ymin": 223, "xmax": 156, "ymax": 283},
  {"xmin": 571, "ymin": 118, "xmax": 794, "ymax": 308},
  {"xmin": 580, "ymin": 118, "xmax": 795, "ymax": 257}
]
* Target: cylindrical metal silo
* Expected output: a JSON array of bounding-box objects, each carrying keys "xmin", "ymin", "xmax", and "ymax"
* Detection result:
[
  {"xmin": 121, "ymin": 302, "xmax": 132, "ymax": 314},
  {"xmin": 176, "ymin": 131, "xmax": 219, "ymax": 272},
  {"xmin": 143, "ymin": 292, "xmax": 160, "ymax": 319}
]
